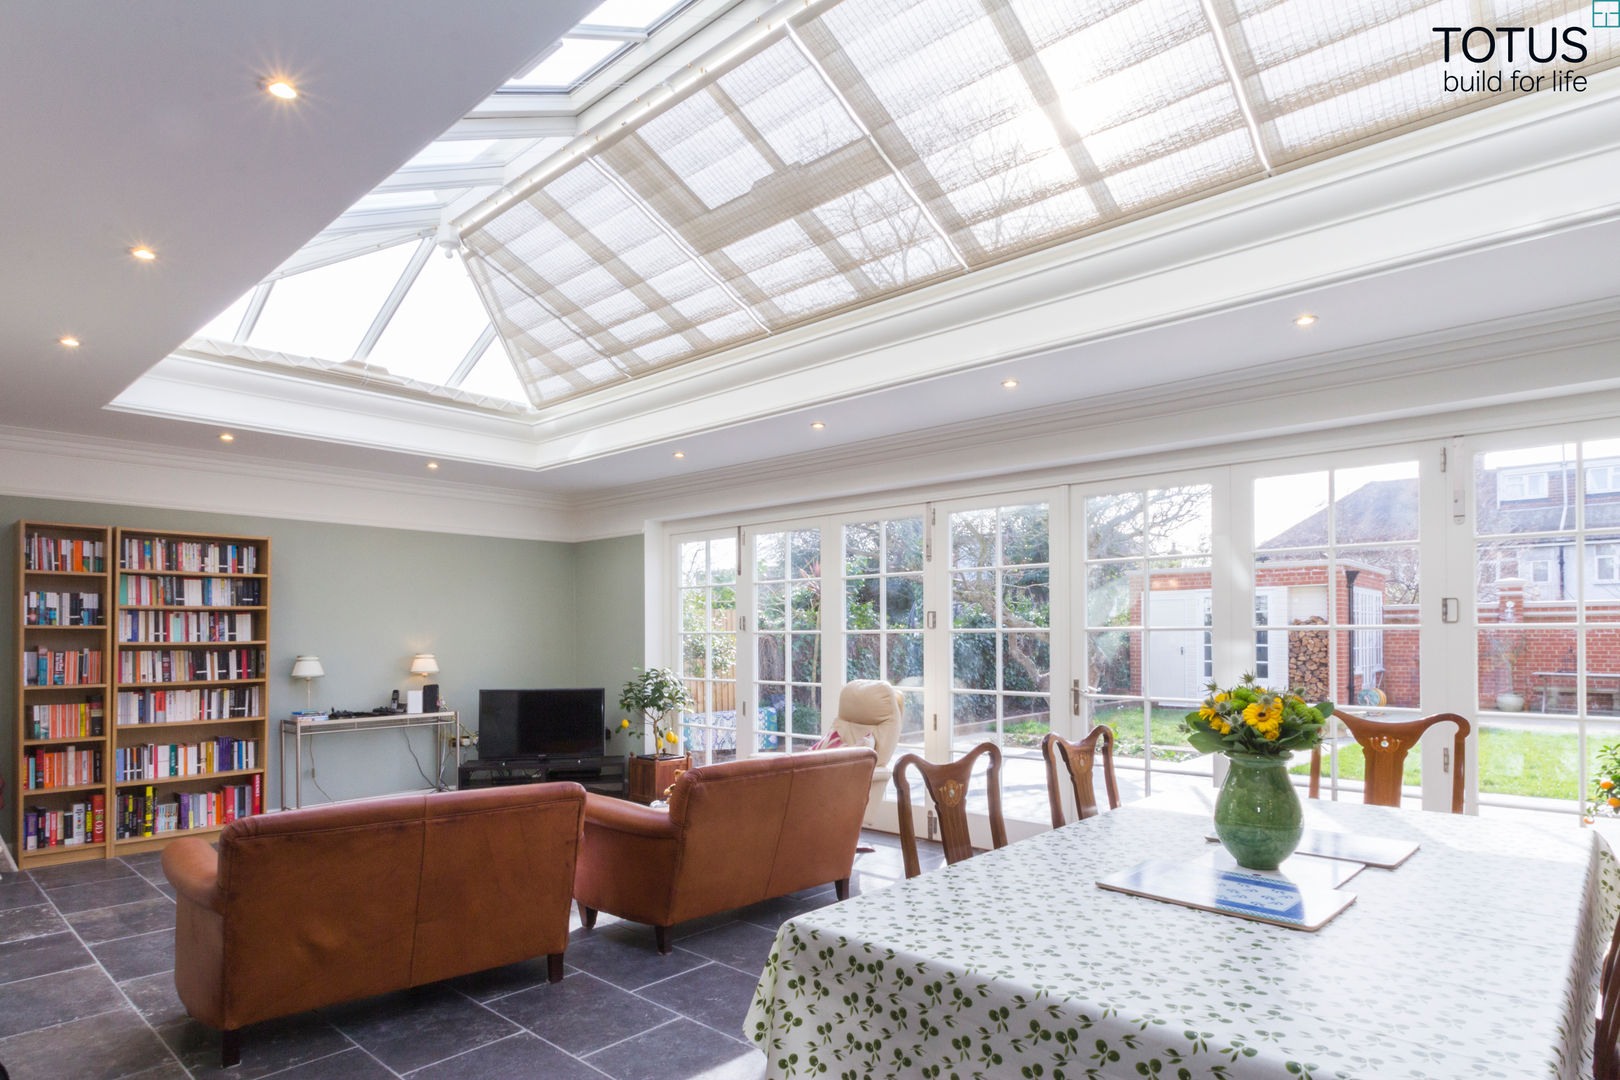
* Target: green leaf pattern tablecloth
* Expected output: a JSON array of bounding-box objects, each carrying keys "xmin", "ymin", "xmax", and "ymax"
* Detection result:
[{"xmin": 746, "ymin": 792, "xmax": 1620, "ymax": 1080}]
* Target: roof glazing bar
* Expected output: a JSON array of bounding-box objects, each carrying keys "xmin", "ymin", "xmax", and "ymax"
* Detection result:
[
  {"xmin": 446, "ymin": 324, "xmax": 498, "ymax": 388},
  {"xmin": 785, "ymin": 23, "xmax": 971, "ymax": 271},
  {"xmin": 1198, "ymin": 0, "xmax": 1273, "ymax": 175},
  {"xmin": 351, "ymin": 237, "xmax": 434, "ymax": 363},
  {"xmin": 234, "ymin": 282, "xmax": 273, "ymax": 344}
]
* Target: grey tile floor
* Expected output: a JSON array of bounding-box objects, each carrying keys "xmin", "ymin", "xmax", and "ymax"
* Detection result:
[{"xmin": 0, "ymin": 831, "xmax": 944, "ymax": 1080}]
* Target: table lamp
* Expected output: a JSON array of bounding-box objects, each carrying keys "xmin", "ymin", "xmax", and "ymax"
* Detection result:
[
  {"xmin": 409, "ymin": 654, "xmax": 439, "ymax": 677},
  {"xmin": 409, "ymin": 654, "xmax": 440, "ymax": 714},
  {"xmin": 291, "ymin": 655, "xmax": 325, "ymax": 710}
]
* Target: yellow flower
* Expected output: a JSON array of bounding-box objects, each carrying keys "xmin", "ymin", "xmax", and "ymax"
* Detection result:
[
  {"xmin": 1213, "ymin": 692, "xmax": 1229, "ymax": 705},
  {"xmin": 1198, "ymin": 705, "xmax": 1218, "ymax": 722},
  {"xmin": 1242, "ymin": 702, "xmax": 1265, "ymax": 725},
  {"xmin": 1210, "ymin": 716, "xmax": 1230, "ymax": 734}
]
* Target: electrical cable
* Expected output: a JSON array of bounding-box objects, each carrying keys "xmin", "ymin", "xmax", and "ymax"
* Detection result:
[
  {"xmin": 403, "ymin": 730, "xmax": 437, "ymax": 791},
  {"xmin": 307, "ymin": 738, "xmax": 336, "ymax": 805}
]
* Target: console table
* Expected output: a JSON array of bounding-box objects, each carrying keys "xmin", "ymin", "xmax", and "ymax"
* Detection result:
[{"xmin": 279, "ymin": 711, "xmax": 459, "ymax": 810}]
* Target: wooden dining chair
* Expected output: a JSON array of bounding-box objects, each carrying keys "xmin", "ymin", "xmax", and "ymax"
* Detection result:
[
  {"xmin": 893, "ymin": 742, "xmax": 1007, "ymax": 879},
  {"xmin": 1040, "ymin": 728, "xmax": 1120, "ymax": 829},
  {"xmin": 1596, "ymin": 906, "xmax": 1620, "ymax": 1080},
  {"xmin": 1307, "ymin": 710, "xmax": 1471, "ymax": 813}
]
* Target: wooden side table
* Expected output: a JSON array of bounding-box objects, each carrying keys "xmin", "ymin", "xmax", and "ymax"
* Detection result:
[{"xmin": 626, "ymin": 753, "xmax": 691, "ymax": 804}]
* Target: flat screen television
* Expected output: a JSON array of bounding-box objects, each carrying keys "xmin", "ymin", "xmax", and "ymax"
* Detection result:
[{"xmin": 478, "ymin": 688, "xmax": 604, "ymax": 760}]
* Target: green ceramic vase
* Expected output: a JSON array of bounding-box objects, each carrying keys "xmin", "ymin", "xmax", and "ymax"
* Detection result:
[{"xmin": 1213, "ymin": 752, "xmax": 1302, "ymax": 871}]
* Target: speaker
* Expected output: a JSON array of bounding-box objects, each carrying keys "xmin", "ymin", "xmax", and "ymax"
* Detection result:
[{"xmin": 423, "ymin": 683, "xmax": 440, "ymax": 713}]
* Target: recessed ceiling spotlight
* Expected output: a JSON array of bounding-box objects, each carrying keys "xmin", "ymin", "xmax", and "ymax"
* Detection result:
[
  {"xmin": 218, "ymin": 432, "xmax": 234, "ymax": 443},
  {"xmin": 58, "ymin": 335, "xmax": 80, "ymax": 348},
  {"xmin": 672, "ymin": 450, "xmax": 686, "ymax": 459},
  {"xmin": 1294, "ymin": 314, "xmax": 1317, "ymax": 327},
  {"xmin": 810, "ymin": 421, "xmax": 826, "ymax": 430},
  {"xmin": 130, "ymin": 246, "xmax": 156, "ymax": 261},
  {"xmin": 426, "ymin": 461, "xmax": 440, "ymax": 470},
  {"xmin": 1002, "ymin": 378, "xmax": 1019, "ymax": 389},
  {"xmin": 264, "ymin": 78, "xmax": 297, "ymax": 100}
]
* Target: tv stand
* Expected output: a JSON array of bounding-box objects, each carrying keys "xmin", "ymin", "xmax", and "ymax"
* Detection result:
[{"xmin": 458, "ymin": 753, "xmax": 627, "ymax": 797}]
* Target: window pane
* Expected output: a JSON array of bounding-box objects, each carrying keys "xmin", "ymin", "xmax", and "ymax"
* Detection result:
[
  {"xmin": 1479, "ymin": 627, "xmax": 1577, "ymax": 713},
  {"xmin": 1002, "ymin": 568, "xmax": 1049, "ymax": 629},
  {"xmin": 1000, "ymin": 504, "xmax": 1049, "ymax": 564},
  {"xmin": 1092, "ymin": 698, "xmax": 1145, "ymax": 762},
  {"xmin": 456, "ymin": 338, "xmax": 528, "ymax": 404},
  {"xmin": 1475, "ymin": 445, "xmax": 1578, "ymax": 536},
  {"xmin": 790, "ymin": 582, "xmax": 820, "ymax": 631},
  {"xmin": 248, "ymin": 242, "xmax": 416, "ymax": 361},
  {"xmin": 791, "ymin": 634, "xmax": 821, "ymax": 683},
  {"xmin": 368, "ymin": 253, "xmax": 490, "ymax": 383},
  {"xmin": 844, "ymin": 521, "xmax": 880, "ymax": 575},
  {"xmin": 1586, "ymin": 440, "xmax": 1620, "ymax": 531},
  {"xmin": 1255, "ymin": 471, "xmax": 1328, "ymax": 549},
  {"xmin": 950, "ymin": 509, "xmax": 996, "ymax": 568},
  {"xmin": 193, "ymin": 288, "xmax": 252, "ymax": 342},
  {"xmin": 885, "ymin": 517, "xmax": 924, "ymax": 573},
  {"xmin": 951, "ymin": 692, "xmax": 997, "ymax": 743},
  {"xmin": 846, "ymin": 634, "xmax": 879, "ymax": 681},
  {"xmin": 756, "ymin": 533, "xmax": 785, "ymax": 581},
  {"xmin": 1087, "ymin": 630, "xmax": 1137, "ymax": 696},
  {"xmin": 1087, "ymin": 492, "xmax": 1143, "ymax": 559},
  {"xmin": 1004, "ymin": 695, "xmax": 1050, "ymax": 749},
  {"xmin": 790, "ymin": 530, "xmax": 821, "ymax": 578},
  {"xmin": 845, "ymin": 577, "xmax": 880, "ymax": 630},
  {"xmin": 709, "ymin": 581, "xmax": 735, "ymax": 631},
  {"xmin": 1146, "ymin": 485, "xmax": 1212, "ymax": 556},
  {"xmin": 509, "ymin": 37, "xmax": 624, "ymax": 88},
  {"xmin": 759, "ymin": 635, "xmax": 786, "ymax": 682},
  {"xmin": 888, "ymin": 632, "xmax": 924, "ymax": 686},
  {"xmin": 1478, "ymin": 718, "xmax": 1580, "ymax": 805},
  {"xmin": 709, "ymin": 537, "xmax": 737, "ymax": 583},
  {"xmin": 1333, "ymin": 462, "xmax": 1419, "ymax": 543},
  {"xmin": 679, "ymin": 541, "xmax": 707, "ymax": 587},
  {"xmin": 952, "ymin": 571, "xmax": 996, "ymax": 628},
  {"xmin": 1002, "ymin": 632, "xmax": 1050, "ymax": 693},
  {"xmin": 1336, "ymin": 547, "xmax": 1419, "ymax": 624},
  {"xmin": 1589, "ymin": 537, "xmax": 1620, "ymax": 614},
  {"xmin": 680, "ymin": 634, "xmax": 707, "ymax": 678},
  {"xmin": 791, "ymin": 685, "xmax": 823, "ymax": 737},
  {"xmin": 952, "ymin": 632, "xmax": 996, "ymax": 690},
  {"xmin": 757, "ymin": 583, "xmax": 786, "ymax": 631},
  {"xmin": 884, "ymin": 575, "xmax": 924, "ymax": 629},
  {"xmin": 711, "ymin": 635, "xmax": 736, "ymax": 680},
  {"xmin": 1086, "ymin": 563, "xmax": 1134, "ymax": 627},
  {"xmin": 680, "ymin": 589, "xmax": 704, "ymax": 633}
]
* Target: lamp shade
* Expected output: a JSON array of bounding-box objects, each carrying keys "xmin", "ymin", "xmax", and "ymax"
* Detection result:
[
  {"xmin": 409, "ymin": 653, "xmax": 440, "ymax": 676},
  {"xmin": 290, "ymin": 655, "xmax": 325, "ymax": 679}
]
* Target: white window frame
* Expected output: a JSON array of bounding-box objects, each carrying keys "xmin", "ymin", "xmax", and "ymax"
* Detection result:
[{"xmin": 1498, "ymin": 469, "xmax": 1550, "ymax": 502}]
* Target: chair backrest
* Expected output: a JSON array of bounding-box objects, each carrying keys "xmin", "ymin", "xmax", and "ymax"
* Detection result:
[
  {"xmin": 1041, "ymin": 727, "xmax": 1121, "ymax": 829},
  {"xmin": 1306, "ymin": 710, "xmax": 1471, "ymax": 813},
  {"xmin": 215, "ymin": 783, "xmax": 584, "ymax": 1016},
  {"xmin": 830, "ymin": 679, "xmax": 902, "ymax": 769},
  {"xmin": 1598, "ymin": 905, "xmax": 1620, "ymax": 1080},
  {"xmin": 892, "ymin": 742, "xmax": 1007, "ymax": 878},
  {"xmin": 666, "ymin": 747, "xmax": 877, "ymax": 901}
]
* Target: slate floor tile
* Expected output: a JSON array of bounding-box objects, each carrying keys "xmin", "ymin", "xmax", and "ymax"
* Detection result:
[
  {"xmin": 29, "ymin": 858, "xmax": 137, "ymax": 891},
  {"xmin": 586, "ymin": 1017, "xmax": 762, "ymax": 1080},
  {"xmin": 0, "ymin": 876, "xmax": 47, "ymax": 912},
  {"xmin": 443, "ymin": 955, "xmax": 567, "ymax": 1002},
  {"xmin": 160, "ymin": 1011, "xmax": 353, "ymax": 1080},
  {"xmin": 0, "ymin": 930, "xmax": 93, "ymax": 984},
  {"xmin": 259, "ymin": 1048, "xmax": 396, "ymax": 1079},
  {"xmin": 0, "ymin": 1007, "xmax": 178, "ymax": 1080},
  {"xmin": 68, "ymin": 897, "xmax": 176, "ymax": 943},
  {"xmin": 321, "ymin": 984, "xmax": 517, "ymax": 1074},
  {"xmin": 119, "ymin": 852, "xmax": 170, "ymax": 884},
  {"xmin": 406, "ymin": 1031, "xmax": 606, "ymax": 1079},
  {"xmin": 121, "ymin": 969, "xmax": 190, "ymax": 1028},
  {"xmin": 638, "ymin": 961, "xmax": 761, "ymax": 1035},
  {"xmin": 0, "ymin": 964, "xmax": 127, "ymax": 1038},
  {"xmin": 564, "ymin": 925, "xmax": 707, "ymax": 990},
  {"xmin": 46, "ymin": 874, "xmax": 163, "ymax": 914},
  {"xmin": 90, "ymin": 927, "xmax": 174, "ymax": 981},
  {"xmin": 0, "ymin": 902, "xmax": 68, "ymax": 944},
  {"xmin": 486, "ymin": 971, "xmax": 675, "ymax": 1056},
  {"xmin": 676, "ymin": 920, "xmax": 780, "ymax": 973}
]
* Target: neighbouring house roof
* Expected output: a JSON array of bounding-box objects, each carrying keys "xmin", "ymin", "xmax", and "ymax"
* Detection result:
[{"xmin": 1260, "ymin": 478, "xmax": 1418, "ymax": 549}]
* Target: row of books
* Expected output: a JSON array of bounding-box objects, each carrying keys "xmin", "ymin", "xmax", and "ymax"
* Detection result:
[
  {"xmin": 118, "ymin": 575, "xmax": 262, "ymax": 607},
  {"xmin": 115, "ymin": 779, "xmax": 262, "ymax": 839},
  {"xmin": 114, "ymin": 737, "xmax": 259, "ymax": 781},
  {"xmin": 27, "ymin": 700, "xmax": 105, "ymax": 740},
  {"xmin": 25, "ymin": 535, "xmax": 106, "ymax": 573},
  {"xmin": 24, "ymin": 745, "xmax": 103, "ymax": 790},
  {"xmin": 23, "ymin": 647, "xmax": 103, "ymax": 686},
  {"xmin": 24, "ymin": 590, "xmax": 102, "ymax": 627},
  {"xmin": 22, "ymin": 795, "xmax": 105, "ymax": 850},
  {"xmin": 118, "ymin": 648, "xmax": 263, "ymax": 684},
  {"xmin": 116, "ymin": 686, "xmax": 263, "ymax": 724},
  {"xmin": 118, "ymin": 611, "xmax": 255, "ymax": 644},
  {"xmin": 120, "ymin": 537, "xmax": 260, "ymax": 574}
]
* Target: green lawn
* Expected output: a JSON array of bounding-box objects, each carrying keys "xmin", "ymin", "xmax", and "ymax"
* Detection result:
[
  {"xmin": 1092, "ymin": 703, "xmax": 1202, "ymax": 763},
  {"xmin": 1286, "ymin": 724, "xmax": 1583, "ymax": 802}
]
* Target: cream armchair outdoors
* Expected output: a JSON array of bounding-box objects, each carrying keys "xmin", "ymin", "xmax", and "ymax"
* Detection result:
[{"xmin": 830, "ymin": 679, "xmax": 902, "ymax": 822}]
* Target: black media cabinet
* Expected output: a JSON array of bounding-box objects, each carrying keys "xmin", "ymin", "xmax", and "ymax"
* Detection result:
[{"xmin": 457, "ymin": 754, "xmax": 628, "ymax": 797}]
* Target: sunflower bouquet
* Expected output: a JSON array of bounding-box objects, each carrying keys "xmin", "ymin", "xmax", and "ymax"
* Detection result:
[{"xmin": 1184, "ymin": 673, "xmax": 1333, "ymax": 758}]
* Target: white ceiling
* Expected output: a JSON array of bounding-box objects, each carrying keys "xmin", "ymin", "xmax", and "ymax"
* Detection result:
[
  {"xmin": 0, "ymin": 0, "xmax": 591, "ymax": 432},
  {"xmin": 4, "ymin": 2, "xmax": 1620, "ymax": 515}
]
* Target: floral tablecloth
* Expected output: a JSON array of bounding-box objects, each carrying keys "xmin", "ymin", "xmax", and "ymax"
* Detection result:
[{"xmin": 746, "ymin": 789, "xmax": 1620, "ymax": 1080}]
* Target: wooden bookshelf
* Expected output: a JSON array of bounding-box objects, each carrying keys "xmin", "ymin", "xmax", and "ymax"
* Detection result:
[
  {"xmin": 14, "ymin": 521, "xmax": 113, "ymax": 867},
  {"xmin": 111, "ymin": 528, "xmax": 270, "ymax": 851}
]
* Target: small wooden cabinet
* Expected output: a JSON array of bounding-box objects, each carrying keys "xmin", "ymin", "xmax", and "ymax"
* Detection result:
[{"xmin": 626, "ymin": 753, "xmax": 690, "ymax": 804}]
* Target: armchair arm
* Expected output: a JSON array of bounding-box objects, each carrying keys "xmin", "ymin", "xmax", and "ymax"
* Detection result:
[
  {"xmin": 162, "ymin": 837, "xmax": 224, "ymax": 913},
  {"xmin": 584, "ymin": 793, "xmax": 681, "ymax": 839}
]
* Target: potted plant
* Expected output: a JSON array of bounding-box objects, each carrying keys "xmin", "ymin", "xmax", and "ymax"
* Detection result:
[
  {"xmin": 1489, "ymin": 630, "xmax": 1529, "ymax": 712},
  {"xmin": 1184, "ymin": 673, "xmax": 1333, "ymax": 870},
  {"xmin": 620, "ymin": 668, "xmax": 694, "ymax": 803}
]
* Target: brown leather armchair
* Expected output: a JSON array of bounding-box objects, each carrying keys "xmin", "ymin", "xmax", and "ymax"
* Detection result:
[
  {"xmin": 163, "ymin": 783, "xmax": 585, "ymax": 1065},
  {"xmin": 575, "ymin": 747, "xmax": 876, "ymax": 952}
]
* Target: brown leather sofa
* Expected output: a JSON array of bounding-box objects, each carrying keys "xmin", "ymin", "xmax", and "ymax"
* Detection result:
[
  {"xmin": 162, "ymin": 783, "xmax": 585, "ymax": 1065},
  {"xmin": 575, "ymin": 747, "xmax": 876, "ymax": 952}
]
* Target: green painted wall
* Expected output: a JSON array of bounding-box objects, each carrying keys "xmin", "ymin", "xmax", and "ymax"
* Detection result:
[{"xmin": 1, "ymin": 494, "xmax": 644, "ymax": 853}]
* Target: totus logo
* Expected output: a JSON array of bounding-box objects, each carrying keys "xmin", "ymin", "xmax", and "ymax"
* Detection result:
[
  {"xmin": 1597, "ymin": 1, "xmax": 1619, "ymax": 28},
  {"xmin": 1433, "ymin": 22, "xmax": 1591, "ymax": 94}
]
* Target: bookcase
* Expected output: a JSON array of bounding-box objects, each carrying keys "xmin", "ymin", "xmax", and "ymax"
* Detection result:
[
  {"xmin": 14, "ymin": 522, "xmax": 113, "ymax": 868},
  {"xmin": 11, "ymin": 522, "xmax": 272, "ymax": 866},
  {"xmin": 110, "ymin": 528, "xmax": 270, "ymax": 855}
]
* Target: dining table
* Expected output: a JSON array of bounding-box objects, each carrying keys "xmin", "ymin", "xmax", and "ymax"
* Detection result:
[{"xmin": 745, "ymin": 787, "xmax": 1620, "ymax": 1079}]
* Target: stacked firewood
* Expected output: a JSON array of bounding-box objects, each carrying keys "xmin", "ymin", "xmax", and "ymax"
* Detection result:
[{"xmin": 1288, "ymin": 616, "xmax": 1329, "ymax": 699}]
